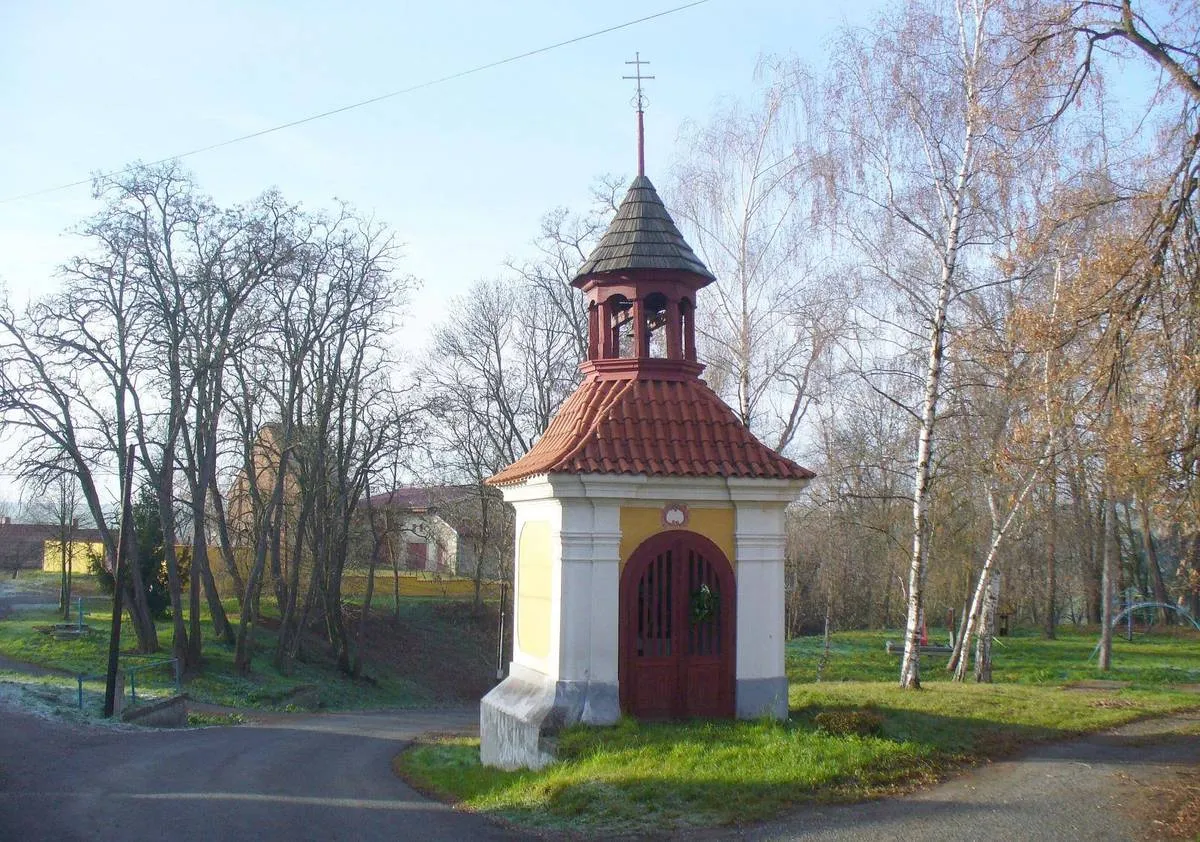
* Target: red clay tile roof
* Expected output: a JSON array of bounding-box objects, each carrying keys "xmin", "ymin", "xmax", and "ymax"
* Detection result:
[
  {"xmin": 487, "ymin": 375, "xmax": 815, "ymax": 486},
  {"xmin": 365, "ymin": 485, "xmax": 476, "ymax": 512}
]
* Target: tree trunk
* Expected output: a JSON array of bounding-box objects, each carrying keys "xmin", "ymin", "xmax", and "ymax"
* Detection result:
[
  {"xmin": 1044, "ymin": 458, "xmax": 1058, "ymax": 638},
  {"xmin": 121, "ymin": 532, "xmax": 160, "ymax": 653},
  {"xmin": 59, "ymin": 527, "xmax": 71, "ymax": 621},
  {"xmin": 188, "ymin": 549, "xmax": 202, "ymax": 667},
  {"xmin": 194, "ymin": 538, "xmax": 234, "ymax": 645},
  {"xmin": 156, "ymin": 476, "xmax": 191, "ymax": 671},
  {"xmin": 1185, "ymin": 534, "xmax": 1200, "ymax": 618},
  {"xmin": 950, "ymin": 467, "xmax": 1043, "ymax": 679},
  {"xmin": 974, "ymin": 573, "xmax": 1000, "ymax": 683},
  {"xmin": 64, "ymin": 548, "xmax": 73, "ymax": 623},
  {"xmin": 1138, "ymin": 497, "xmax": 1171, "ymax": 624},
  {"xmin": 899, "ymin": 90, "xmax": 975, "ymax": 689},
  {"xmin": 208, "ymin": 485, "xmax": 245, "ymax": 605},
  {"xmin": 234, "ymin": 530, "xmax": 270, "ymax": 675},
  {"xmin": 816, "ymin": 597, "xmax": 833, "ymax": 682},
  {"xmin": 1098, "ymin": 490, "xmax": 1118, "ymax": 671},
  {"xmin": 276, "ymin": 502, "xmax": 313, "ymax": 674},
  {"xmin": 233, "ymin": 477, "xmax": 285, "ymax": 675},
  {"xmin": 472, "ymin": 486, "xmax": 490, "ymax": 615},
  {"xmin": 352, "ymin": 517, "xmax": 381, "ymax": 680}
]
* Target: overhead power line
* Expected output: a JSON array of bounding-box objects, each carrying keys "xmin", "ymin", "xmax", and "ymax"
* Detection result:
[{"xmin": 0, "ymin": 0, "xmax": 712, "ymax": 205}]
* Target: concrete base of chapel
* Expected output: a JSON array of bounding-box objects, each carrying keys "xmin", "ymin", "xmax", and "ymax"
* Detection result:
[
  {"xmin": 480, "ymin": 663, "xmax": 619, "ymax": 770},
  {"xmin": 735, "ymin": 676, "xmax": 789, "ymax": 720}
]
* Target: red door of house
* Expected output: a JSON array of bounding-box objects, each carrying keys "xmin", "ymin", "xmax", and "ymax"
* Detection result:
[
  {"xmin": 619, "ymin": 531, "xmax": 735, "ymax": 719},
  {"xmin": 406, "ymin": 542, "xmax": 427, "ymax": 571}
]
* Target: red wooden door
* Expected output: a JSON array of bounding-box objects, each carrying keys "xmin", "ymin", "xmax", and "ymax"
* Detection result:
[
  {"xmin": 619, "ymin": 531, "xmax": 735, "ymax": 719},
  {"xmin": 406, "ymin": 542, "xmax": 427, "ymax": 571}
]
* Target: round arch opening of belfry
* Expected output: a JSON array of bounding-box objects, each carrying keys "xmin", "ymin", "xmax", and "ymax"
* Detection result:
[{"xmin": 619, "ymin": 530, "xmax": 735, "ymax": 720}]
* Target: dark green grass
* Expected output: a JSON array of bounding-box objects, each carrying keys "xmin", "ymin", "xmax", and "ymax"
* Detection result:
[
  {"xmin": 0, "ymin": 589, "xmax": 436, "ymax": 712},
  {"xmin": 398, "ymin": 626, "xmax": 1200, "ymax": 836},
  {"xmin": 785, "ymin": 627, "xmax": 1200, "ymax": 687}
]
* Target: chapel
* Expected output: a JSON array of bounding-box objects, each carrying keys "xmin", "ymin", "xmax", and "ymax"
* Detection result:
[{"xmin": 480, "ymin": 76, "xmax": 813, "ymax": 770}]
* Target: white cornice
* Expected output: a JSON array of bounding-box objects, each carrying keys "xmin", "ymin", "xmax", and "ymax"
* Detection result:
[
  {"xmin": 725, "ymin": 477, "xmax": 811, "ymax": 502},
  {"xmin": 499, "ymin": 472, "xmax": 810, "ymax": 504}
]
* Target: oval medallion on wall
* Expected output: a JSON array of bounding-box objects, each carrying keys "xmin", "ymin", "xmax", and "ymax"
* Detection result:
[{"xmin": 661, "ymin": 502, "xmax": 689, "ymax": 528}]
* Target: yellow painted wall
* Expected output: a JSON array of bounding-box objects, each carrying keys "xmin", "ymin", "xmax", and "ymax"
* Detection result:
[
  {"xmin": 618, "ymin": 506, "xmax": 735, "ymax": 571},
  {"xmin": 515, "ymin": 520, "xmax": 552, "ymax": 660},
  {"xmin": 42, "ymin": 541, "xmax": 105, "ymax": 572}
]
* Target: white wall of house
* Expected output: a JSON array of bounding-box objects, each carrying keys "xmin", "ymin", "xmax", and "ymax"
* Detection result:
[{"xmin": 389, "ymin": 513, "xmax": 458, "ymax": 573}]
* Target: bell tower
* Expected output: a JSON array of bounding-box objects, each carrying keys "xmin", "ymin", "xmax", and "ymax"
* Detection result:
[{"xmin": 575, "ymin": 174, "xmax": 712, "ymax": 381}]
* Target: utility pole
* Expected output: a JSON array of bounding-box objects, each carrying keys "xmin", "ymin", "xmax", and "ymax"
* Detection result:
[{"xmin": 104, "ymin": 445, "xmax": 136, "ymax": 718}]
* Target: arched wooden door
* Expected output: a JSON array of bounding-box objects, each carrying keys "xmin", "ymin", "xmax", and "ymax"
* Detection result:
[{"xmin": 619, "ymin": 531, "xmax": 735, "ymax": 719}]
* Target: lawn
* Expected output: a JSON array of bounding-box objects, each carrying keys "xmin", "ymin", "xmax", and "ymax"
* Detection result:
[
  {"xmin": 786, "ymin": 626, "xmax": 1200, "ymax": 687},
  {"xmin": 396, "ymin": 626, "xmax": 1200, "ymax": 836},
  {"xmin": 0, "ymin": 606, "xmax": 434, "ymax": 714},
  {"xmin": 0, "ymin": 573, "xmax": 498, "ymax": 715}
]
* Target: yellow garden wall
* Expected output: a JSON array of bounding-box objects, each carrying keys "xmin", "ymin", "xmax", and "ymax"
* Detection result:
[{"xmin": 41, "ymin": 541, "xmax": 105, "ymax": 572}]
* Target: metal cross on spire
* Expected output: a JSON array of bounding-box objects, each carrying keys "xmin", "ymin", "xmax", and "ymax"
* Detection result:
[{"xmin": 623, "ymin": 52, "xmax": 654, "ymax": 177}]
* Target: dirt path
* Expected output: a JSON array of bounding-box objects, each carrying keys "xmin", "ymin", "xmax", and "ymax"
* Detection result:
[{"xmin": 695, "ymin": 712, "xmax": 1200, "ymax": 842}]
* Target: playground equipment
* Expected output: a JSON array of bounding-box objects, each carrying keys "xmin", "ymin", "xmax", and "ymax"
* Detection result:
[{"xmin": 1087, "ymin": 590, "xmax": 1200, "ymax": 662}]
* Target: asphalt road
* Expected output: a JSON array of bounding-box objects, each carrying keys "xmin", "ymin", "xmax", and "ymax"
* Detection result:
[
  {"xmin": 696, "ymin": 711, "xmax": 1200, "ymax": 842},
  {"xmin": 1, "ymin": 687, "xmax": 1196, "ymax": 841},
  {"xmin": 0, "ymin": 704, "xmax": 522, "ymax": 842}
]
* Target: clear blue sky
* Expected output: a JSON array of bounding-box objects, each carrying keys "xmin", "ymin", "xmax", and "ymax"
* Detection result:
[{"xmin": 0, "ymin": 0, "xmax": 881, "ymax": 351}]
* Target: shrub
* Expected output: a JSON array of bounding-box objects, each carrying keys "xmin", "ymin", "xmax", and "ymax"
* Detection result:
[
  {"xmin": 813, "ymin": 709, "xmax": 884, "ymax": 737},
  {"xmin": 87, "ymin": 487, "xmax": 185, "ymax": 620}
]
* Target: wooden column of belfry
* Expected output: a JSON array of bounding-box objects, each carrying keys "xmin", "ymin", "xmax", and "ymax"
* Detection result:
[{"xmin": 479, "ymin": 56, "xmax": 814, "ymax": 771}]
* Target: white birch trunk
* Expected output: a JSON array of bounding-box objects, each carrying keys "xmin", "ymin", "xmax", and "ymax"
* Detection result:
[
  {"xmin": 974, "ymin": 572, "xmax": 1000, "ymax": 682},
  {"xmin": 898, "ymin": 0, "xmax": 983, "ymax": 689},
  {"xmin": 950, "ymin": 470, "xmax": 1042, "ymax": 680},
  {"xmin": 898, "ymin": 140, "xmax": 975, "ymax": 689}
]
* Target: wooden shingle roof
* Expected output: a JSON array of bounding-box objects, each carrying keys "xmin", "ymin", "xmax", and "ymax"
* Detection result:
[
  {"xmin": 573, "ymin": 175, "xmax": 715, "ymax": 282},
  {"xmin": 486, "ymin": 376, "xmax": 814, "ymax": 486}
]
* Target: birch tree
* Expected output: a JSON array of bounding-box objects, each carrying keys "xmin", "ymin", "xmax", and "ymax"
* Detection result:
[
  {"xmin": 825, "ymin": 0, "xmax": 1067, "ymax": 687},
  {"xmin": 672, "ymin": 65, "xmax": 844, "ymax": 453}
]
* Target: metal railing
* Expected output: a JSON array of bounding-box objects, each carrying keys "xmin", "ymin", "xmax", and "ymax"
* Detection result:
[
  {"xmin": 125, "ymin": 658, "xmax": 182, "ymax": 704},
  {"xmin": 76, "ymin": 657, "xmax": 181, "ymax": 711}
]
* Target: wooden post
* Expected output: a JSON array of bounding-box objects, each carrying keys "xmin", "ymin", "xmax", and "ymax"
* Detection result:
[
  {"xmin": 682, "ymin": 300, "xmax": 697, "ymax": 361},
  {"xmin": 495, "ymin": 581, "xmax": 508, "ymax": 681},
  {"xmin": 664, "ymin": 297, "xmax": 683, "ymax": 359},
  {"xmin": 632, "ymin": 298, "xmax": 647, "ymax": 358}
]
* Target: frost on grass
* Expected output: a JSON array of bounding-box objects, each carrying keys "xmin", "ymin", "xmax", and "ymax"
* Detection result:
[{"xmin": 0, "ymin": 672, "xmax": 143, "ymax": 731}]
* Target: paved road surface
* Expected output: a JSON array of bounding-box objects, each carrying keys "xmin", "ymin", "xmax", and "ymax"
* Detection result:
[
  {"xmin": 1, "ymin": 687, "xmax": 1196, "ymax": 841},
  {"xmin": 0, "ymin": 703, "xmax": 522, "ymax": 842},
  {"xmin": 695, "ymin": 712, "xmax": 1200, "ymax": 842}
]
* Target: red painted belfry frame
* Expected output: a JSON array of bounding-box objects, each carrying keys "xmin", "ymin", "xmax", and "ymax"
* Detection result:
[{"xmin": 618, "ymin": 530, "xmax": 736, "ymax": 719}]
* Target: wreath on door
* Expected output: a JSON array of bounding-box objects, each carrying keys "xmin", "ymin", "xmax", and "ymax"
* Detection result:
[{"xmin": 690, "ymin": 583, "xmax": 719, "ymax": 624}]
